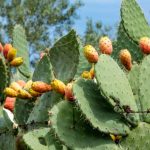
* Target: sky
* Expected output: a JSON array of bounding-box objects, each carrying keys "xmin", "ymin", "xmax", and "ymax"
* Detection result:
[{"xmin": 73, "ymin": 0, "xmax": 150, "ymax": 36}]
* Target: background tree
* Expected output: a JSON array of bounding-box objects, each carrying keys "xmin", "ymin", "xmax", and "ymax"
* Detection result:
[
  {"xmin": 0, "ymin": 0, "xmax": 83, "ymax": 64},
  {"xmin": 83, "ymin": 18, "xmax": 113, "ymax": 50}
]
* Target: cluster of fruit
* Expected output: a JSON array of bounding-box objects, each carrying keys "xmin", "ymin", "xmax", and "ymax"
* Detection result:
[
  {"xmin": 4, "ymin": 79, "xmax": 74, "ymax": 113},
  {"xmin": 4, "ymin": 80, "xmax": 51, "ymax": 111},
  {"xmin": 0, "ymin": 43, "xmax": 23, "ymax": 67},
  {"xmin": 82, "ymin": 36, "xmax": 150, "ymax": 76}
]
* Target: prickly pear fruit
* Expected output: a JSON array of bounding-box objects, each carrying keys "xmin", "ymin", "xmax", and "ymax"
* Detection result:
[
  {"xmin": 31, "ymin": 81, "xmax": 52, "ymax": 93},
  {"xmin": 119, "ymin": 49, "xmax": 132, "ymax": 71},
  {"xmin": 51, "ymin": 79, "xmax": 66, "ymax": 95},
  {"xmin": 0, "ymin": 43, "xmax": 3, "ymax": 52},
  {"xmin": 139, "ymin": 37, "xmax": 150, "ymax": 54},
  {"xmin": 10, "ymin": 82, "xmax": 22, "ymax": 92},
  {"xmin": 18, "ymin": 89, "xmax": 32, "ymax": 99},
  {"xmin": 24, "ymin": 80, "xmax": 32, "ymax": 90},
  {"xmin": 3, "ymin": 44, "xmax": 12, "ymax": 59},
  {"xmin": 65, "ymin": 83, "xmax": 75, "ymax": 101},
  {"xmin": 4, "ymin": 88, "xmax": 18, "ymax": 97},
  {"xmin": 10, "ymin": 57, "xmax": 23, "ymax": 67},
  {"xmin": 81, "ymin": 71, "xmax": 92, "ymax": 79},
  {"xmin": 29, "ymin": 88, "xmax": 42, "ymax": 97},
  {"xmin": 4, "ymin": 97, "xmax": 16, "ymax": 112},
  {"xmin": 17, "ymin": 80, "xmax": 26, "ymax": 88},
  {"xmin": 99, "ymin": 36, "xmax": 113, "ymax": 55},
  {"xmin": 90, "ymin": 65, "xmax": 94, "ymax": 79},
  {"xmin": 7, "ymin": 47, "xmax": 17, "ymax": 62},
  {"xmin": 40, "ymin": 52, "xmax": 46, "ymax": 59},
  {"xmin": 84, "ymin": 45, "xmax": 98, "ymax": 63}
]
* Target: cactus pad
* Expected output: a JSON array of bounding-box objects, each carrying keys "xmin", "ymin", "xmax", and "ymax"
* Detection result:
[
  {"xmin": 139, "ymin": 55, "xmax": 150, "ymax": 123},
  {"xmin": 0, "ymin": 132, "xmax": 16, "ymax": 150},
  {"xmin": 14, "ymin": 98, "xmax": 34, "ymax": 125},
  {"xmin": 13, "ymin": 24, "xmax": 31, "ymax": 78},
  {"xmin": 0, "ymin": 107, "xmax": 7, "ymax": 133},
  {"xmin": 50, "ymin": 101, "xmax": 119, "ymax": 150},
  {"xmin": 23, "ymin": 128, "xmax": 50, "ymax": 150},
  {"xmin": 95, "ymin": 54, "xmax": 139, "ymax": 125},
  {"xmin": 75, "ymin": 38, "xmax": 91, "ymax": 78},
  {"xmin": 27, "ymin": 92, "xmax": 54, "ymax": 124},
  {"xmin": 49, "ymin": 30, "xmax": 79, "ymax": 83},
  {"xmin": 128, "ymin": 64, "xmax": 142, "ymax": 119},
  {"xmin": 121, "ymin": 0, "xmax": 150, "ymax": 43},
  {"xmin": 73, "ymin": 79, "xmax": 130, "ymax": 135},
  {"xmin": 113, "ymin": 22, "xmax": 143, "ymax": 62},
  {"xmin": 121, "ymin": 122, "xmax": 150, "ymax": 150},
  {"xmin": 28, "ymin": 55, "xmax": 62, "ymax": 124},
  {"xmin": 32, "ymin": 55, "xmax": 53, "ymax": 83}
]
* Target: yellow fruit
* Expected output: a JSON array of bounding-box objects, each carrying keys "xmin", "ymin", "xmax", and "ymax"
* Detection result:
[
  {"xmin": 18, "ymin": 89, "xmax": 32, "ymax": 99},
  {"xmin": 4, "ymin": 88, "xmax": 18, "ymax": 97},
  {"xmin": 99, "ymin": 36, "xmax": 113, "ymax": 55},
  {"xmin": 51, "ymin": 79, "xmax": 66, "ymax": 95},
  {"xmin": 9, "ymin": 82, "xmax": 22, "ymax": 92},
  {"xmin": 84, "ymin": 45, "xmax": 98, "ymax": 63},
  {"xmin": 119, "ymin": 49, "xmax": 132, "ymax": 71},
  {"xmin": 7, "ymin": 47, "xmax": 17, "ymax": 62},
  {"xmin": 10, "ymin": 57, "xmax": 23, "ymax": 67},
  {"xmin": 29, "ymin": 88, "xmax": 42, "ymax": 97},
  {"xmin": 81, "ymin": 71, "xmax": 92, "ymax": 79},
  {"xmin": 24, "ymin": 80, "xmax": 33, "ymax": 91},
  {"xmin": 89, "ymin": 65, "xmax": 95, "ymax": 79}
]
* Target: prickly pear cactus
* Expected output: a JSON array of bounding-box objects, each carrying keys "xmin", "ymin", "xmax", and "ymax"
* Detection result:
[{"xmin": 0, "ymin": 0, "xmax": 150, "ymax": 149}]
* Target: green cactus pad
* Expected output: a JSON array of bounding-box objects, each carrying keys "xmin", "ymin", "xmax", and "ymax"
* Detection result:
[
  {"xmin": 128, "ymin": 64, "xmax": 140, "ymax": 97},
  {"xmin": 113, "ymin": 22, "xmax": 143, "ymax": 62},
  {"xmin": 50, "ymin": 101, "xmax": 120, "ymax": 150},
  {"xmin": 27, "ymin": 92, "xmax": 52, "ymax": 124},
  {"xmin": 121, "ymin": 122, "xmax": 150, "ymax": 150},
  {"xmin": 0, "ymin": 56, "xmax": 8, "ymax": 96},
  {"xmin": 139, "ymin": 55, "xmax": 150, "ymax": 123},
  {"xmin": 0, "ymin": 117, "xmax": 7, "ymax": 133},
  {"xmin": 0, "ymin": 132, "xmax": 16, "ymax": 150},
  {"xmin": 32, "ymin": 55, "xmax": 53, "ymax": 83},
  {"xmin": 128, "ymin": 64, "xmax": 142, "ymax": 117},
  {"xmin": 45, "ymin": 130, "xmax": 64, "ymax": 150},
  {"xmin": 49, "ymin": 30, "xmax": 79, "ymax": 83},
  {"xmin": 23, "ymin": 128, "xmax": 50, "ymax": 150},
  {"xmin": 121, "ymin": 0, "xmax": 150, "ymax": 43},
  {"xmin": 0, "ymin": 107, "xmax": 8, "ymax": 133},
  {"xmin": 13, "ymin": 24, "xmax": 31, "ymax": 78},
  {"xmin": 27, "ymin": 92, "xmax": 62, "ymax": 124},
  {"xmin": 14, "ymin": 98, "xmax": 34, "ymax": 125},
  {"xmin": 28, "ymin": 55, "xmax": 62, "ymax": 124},
  {"xmin": 95, "ymin": 54, "xmax": 139, "ymax": 125},
  {"xmin": 75, "ymin": 38, "xmax": 91, "ymax": 78},
  {"xmin": 73, "ymin": 79, "xmax": 130, "ymax": 135},
  {"xmin": 3, "ymin": 109, "xmax": 14, "ymax": 130}
]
